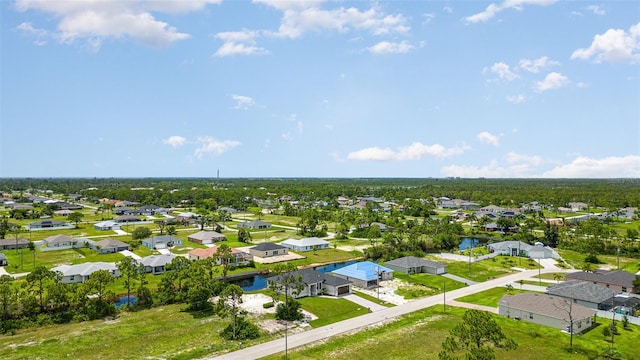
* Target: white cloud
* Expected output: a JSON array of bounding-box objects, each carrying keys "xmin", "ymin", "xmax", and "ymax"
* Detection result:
[
  {"xmin": 162, "ymin": 135, "xmax": 187, "ymax": 148},
  {"xmin": 506, "ymin": 94, "xmax": 525, "ymax": 104},
  {"xmin": 281, "ymin": 132, "xmax": 292, "ymax": 141},
  {"xmin": 14, "ymin": 1, "xmax": 219, "ymax": 50},
  {"xmin": 16, "ymin": 22, "xmax": 49, "ymax": 45},
  {"xmin": 443, "ymin": 6, "xmax": 453, "ymax": 14},
  {"xmin": 423, "ymin": 13, "xmax": 436, "ymax": 24},
  {"xmin": 505, "ymin": 152, "xmax": 544, "ymax": 166},
  {"xmin": 586, "ymin": 5, "xmax": 605, "ymax": 16},
  {"xmin": 368, "ymin": 40, "xmax": 415, "ymax": 54},
  {"xmin": 214, "ymin": 42, "xmax": 268, "ymax": 57},
  {"xmin": 485, "ymin": 62, "xmax": 519, "ymax": 81},
  {"xmin": 347, "ymin": 142, "xmax": 469, "ymax": 161},
  {"xmin": 465, "ymin": 0, "xmax": 557, "ymax": 24},
  {"xmin": 541, "ymin": 155, "xmax": 640, "ymax": 178},
  {"xmin": 297, "ymin": 121, "xmax": 304, "ymax": 133},
  {"xmin": 571, "ymin": 22, "xmax": 640, "ymax": 63},
  {"xmin": 194, "ymin": 137, "xmax": 240, "ymax": 159},
  {"xmin": 213, "ymin": 29, "xmax": 269, "ymax": 57},
  {"xmin": 477, "ymin": 131, "xmax": 500, "ymax": 146},
  {"xmin": 231, "ymin": 95, "xmax": 256, "ymax": 110},
  {"xmin": 534, "ymin": 72, "xmax": 569, "ymax": 92},
  {"xmin": 518, "ymin": 56, "xmax": 559, "ymax": 73}
]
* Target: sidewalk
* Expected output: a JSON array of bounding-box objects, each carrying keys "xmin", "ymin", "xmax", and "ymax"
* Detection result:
[{"xmin": 442, "ymin": 273, "xmax": 477, "ymax": 285}]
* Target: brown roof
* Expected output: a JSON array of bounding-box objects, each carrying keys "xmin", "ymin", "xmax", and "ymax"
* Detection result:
[
  {"xmin": 499, "ymin": 292, "xmax": 596, "ymax": 320},
  {"xmin": 95, "ymin": 238, "xmax": 129, "ymax": 249}
]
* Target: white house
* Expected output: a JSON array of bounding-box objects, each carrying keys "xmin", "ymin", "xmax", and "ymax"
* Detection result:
[
  {"xmin": 280, "ymin": 237, "xmax": 331, "ymax": 252},
  {"xmin": 52, "ymin": 262, "xmax": 120, "ymax": 283}
]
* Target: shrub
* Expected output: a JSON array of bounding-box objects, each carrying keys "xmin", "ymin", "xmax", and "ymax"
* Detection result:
[
  {"xmin": 220, "ymin": 317, "xmax": 261, "ymax": 340},
  {"xmin": 262, "ymin": 302, "xmax": 274, "ymax": 309},
  {"xmin": 276, "ymin": 299, "xmax": 303, "ymax": 321},
  {"xmin": 584, "ymin": 254, "xmax": 601, "ymax": 264}
]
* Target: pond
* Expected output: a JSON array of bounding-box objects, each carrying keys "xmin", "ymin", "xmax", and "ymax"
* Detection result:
[
  {"xmin": 232, "ymin": 260, "xmax": 361, "ymax": 291},
  {"xmin": 114, "ymin": 295, "xmax": 137, "ymax": 308},
  {"xmin": 459, "ymin": 238, "xmax": 480, "ymax": 251}
]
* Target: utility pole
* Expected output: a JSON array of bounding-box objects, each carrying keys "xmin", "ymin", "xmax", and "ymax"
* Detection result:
[
  {"xmin": 443, "ymin": 278, "xmax": 446, "ymax": 313},
  {"xmin": 285, "ymin": 319, "xmax": 288, "ymax": 360}
]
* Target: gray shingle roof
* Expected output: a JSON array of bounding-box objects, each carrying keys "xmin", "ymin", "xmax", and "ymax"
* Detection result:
[
  {"xmin": 499, "ymin": 292, "xmax": 596, "ymax": 320},
  {"xmin": 385, "ymin": 256, "xmax": 445, "ymax": 269},
  {"xmin": 546, "ymin": 280, "xmax": 617, "ymax": 304},
  {"xmin": 268, "ymin": 268, "xmax": 351, "ymax": 287},
  {"xmin": 565, "ymin": 270, "xmax": 636, "ymax": 288},
  {"xmin": 250, "ymin": 242, "xmax": 286, "ymax": 251}
]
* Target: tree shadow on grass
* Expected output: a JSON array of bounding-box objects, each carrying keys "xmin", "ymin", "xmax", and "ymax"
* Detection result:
[{"xmin": 182, "ymin": 308, "xmax": 216, "ymax": 319}]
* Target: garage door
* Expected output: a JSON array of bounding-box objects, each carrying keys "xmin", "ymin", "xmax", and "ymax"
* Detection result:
[{"xmin": 337, "ymin": 286, "xmax": 350, "ymax": 295}]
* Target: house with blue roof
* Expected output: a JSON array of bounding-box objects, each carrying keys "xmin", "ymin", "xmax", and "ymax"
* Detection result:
[{"xmin": 331, "ymin": 261, "xmax": 393, "ymax": 289}]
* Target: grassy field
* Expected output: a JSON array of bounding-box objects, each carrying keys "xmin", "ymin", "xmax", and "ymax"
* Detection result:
[
  {"xmin": 352, "ymin": 290, "xmax": 395, "ymax": 307},
  {"xmin": 298, "ymin": 297, "xmax": 372, "ymax": 328},
  {"xmin": 261, "ymin": 305, "xmax": 640, "ymax": 360},
  {"xmin": 0, "ymin": 304, "xmax": 272, "ymax": 360},
  {"xmin": 558, "ymin": 249, "xmax": 640, "ymax": 273},
  {"xmin": 455, "ymin": 287, "xmax": 531, "ymax": 307},
  {"xmin": 438, "ymin": 259, "xmax": 511, "ymax": 283},
  {"xmin": 392, "ymin": 272, "xmax": 466, "ymax": 299}
]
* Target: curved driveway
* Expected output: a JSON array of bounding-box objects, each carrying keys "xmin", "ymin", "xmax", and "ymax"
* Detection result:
[{"xmin": 205, "ymin": 267, "xmax": 570, "ymax": 360}]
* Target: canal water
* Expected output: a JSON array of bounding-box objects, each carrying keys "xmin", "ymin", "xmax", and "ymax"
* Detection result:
[
  {"xmin": 232, "ymin": 260, "xmax": 360, "ymax": 291},
  {"xmin": 458, "ymin": 238, "xmax": 480, "ymax": 251}
]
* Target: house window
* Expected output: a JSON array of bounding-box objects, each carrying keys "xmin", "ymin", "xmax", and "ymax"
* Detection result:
[
  {"xmin": 606, "ymin": 284, "xmax": 610, "ymax": 288},
  {"xmin": 529, "ymin": 313, "xmax": 533, "ymax": 319},
  {"xmin": 70, "ymin": 276, "xmax": 74, "ymax": 281},
  {"xmin": 622, "ymin": 287, "xmax": 627, "ymax": 292}
]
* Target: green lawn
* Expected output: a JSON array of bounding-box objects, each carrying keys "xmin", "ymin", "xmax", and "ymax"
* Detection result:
[
  {"xmin": 456, "ymin": 287, "xmax": 531, "ymax": 307},
  {"xmin": 558, "ymin": 249, "xmax": 640, "ymax": 273},
  {"xmin": 0, "ymin": 304, "xmax": 272, "ymax": 360},
  {"xmin": 392, "ymin": 272, "xmax": 466, "ymax": 299},
  {"xmin": 439, "ymin": 259, "xmax": 510, "ymax": 283},
  {"xmin": 2, "ymin": 248, "xmax": 82, "ymax": 273},
  {"xmin": 352, "ymin": 290, "xmax": 395, "ymax": 307},
  {"xmin": 298, "ymin": 297, "xmax": 371, "ymax": 328},
  {"xmin": 70, "ymin": 248, "xmax": 125, "ymax": 264},
  {"xmin": 261, "ymin": 305, "xmax": 640, "ymax": 360}
]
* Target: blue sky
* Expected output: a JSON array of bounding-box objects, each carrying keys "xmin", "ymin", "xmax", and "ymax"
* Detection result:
[{"xmin": 1, "ymin": 0, "xmax": 639, "ymax": 178}]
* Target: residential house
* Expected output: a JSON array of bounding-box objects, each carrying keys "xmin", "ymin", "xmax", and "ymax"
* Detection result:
[
  {"xmin": 499, "ymin": 292, "xmax": 596, "ymax": 334},
  {"xmin": 187, "ymin": 231, "xmax": 226, "ymax": 245},
  {"xmin": 27, "ymin": 220, "xmax": 71, "ymax": 230},
  {"xmin": 546, "ymin": 280, "xmax": 617, "ymax": 310},
  {"xmin": 280, "ymin": 237, "xmax": 331, "ymax": 252},
  {"xmin": 385, "ymin": 256, "xmax": 446, "ymax": 275},
  {"xmin": 0, "ymin": 238, "xmax": 29, "ymax": 250},
  {"xmin": 568, "ymin": 202, "xmax": 589, "ymax": 212},
  {"xmin": 480, "ymin": 205, "xmax": 505, "ymax": 213},
  {"xmin": 487, "ymin": 240, "xmax": 559, "ymax": 259},
  {"xmin": 248, "ymin": 242, "xmax": 288, "ymax": 258},
  {"xmin": 218, "ymin": 207, "xmax": 238, "ymax": 214},
  {"xmin": 237, "ymin": 220, "xmax": 272, "ymax": 230},
  {"xmin": 140, "ymin": 253, "xmax": 177, "ymax": 274},
  {"xmin": 114, "ymin": 215, "xmax": 143, "ymax": 223},
  {"xmin": 42, "ymin": 234, "xmax": 79, "ymax": 249},
  {"xmin": 113, "ymin": 207, "xmax": 137, "ymax": 215},
  {"xmin": 0, "ymin": 253, "xmax": 7, "ymax": 266},
  {"xmin": 138, "ymin": 205, "xmax": 161, "ymax": 216},
  {"xmin": 52, "ymin": 262, "xmax": 120, "ymax": 283},
  {"xmin": 267, "ymin": 268, "xmax": 352, "ymax": 297},
  {"xmin": 94, "ymin": 238, "xmax": 130, "ymax": 254},
  {"xmin": 564, "ymin": 270, "xmax": 638, "ymax": 294},
  {"xmin": 188, "ymin": 246, "xmax": 252, "ymax": 265},
  {"xmin": 141, "ymin": 235, "xmax": 182, "ymax": 250},
  {"xmin": 54, "ymin": 209, "xmax": 74, "ymax": 217},
  {"xmin": 331, "ymin": 261, "xmax": 394, "ymax": 289},
  {"xmin": 94, "ymin": 220, "xmax": 121, "ymax": 231}
]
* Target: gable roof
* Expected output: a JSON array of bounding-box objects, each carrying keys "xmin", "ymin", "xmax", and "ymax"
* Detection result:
[
  {"xmin": 144, "ymin": 235, "xmax": 181, "ymax": 244},
  {"xmin": 385, "ymin": 256, "xmax": 445, "ymax": 269},
  {"xmin": 331, "ymin": 261, "xmax": 393, "ymax": 281},
  {"xmin": 95, "ymin": 238, "xmax": 129, "ymax": 249},
  {"xmin": 140, "ymin": 253, "xmax": 177, "ymax": 267},
  {"xmin": 0, "ymin": 238, "xmax": 29, "ymax": 246},
  {"xmin": 565, "ymin": 270, "xmax": 637, "ymax": 288},
  {"xmin": 52, "ymin": 262, "xmax": 117, "ymax": 277},
  {"xmin": 188, "ymin": 231, "xmax": 226, "ymax": 241},
  {"xmin": 499, "ymin": 292, "xmax": 596, "ymax": 320},
  {"xmin": 280, "ymin": 237, "xmax": 329, "ymax": 247},
  {"xmin": 44, "ymin": 234, "xmax": 76, "ymax": 245},
  {"xmin": 488, "ymin": 240, "xmax": 532, "ymax": 251},
  {"xmin": 250, "ymin": 242, "xmax": 286, "ymax": 251},
  {"xmin": 268, "ymin": 268, "xmax": 351, "ymax": 287},
  {"xmin": 546, "ymin": 280, "xmax": 617, "ymax": 304},
  {"xmin": 239, "ymin": 220, "xmax": 271, "ymax": 227}
]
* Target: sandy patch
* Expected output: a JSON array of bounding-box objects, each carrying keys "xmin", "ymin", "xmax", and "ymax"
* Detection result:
[{"xmin": 355, "ymin": 278, "xmax": 410, "ymax": 305}]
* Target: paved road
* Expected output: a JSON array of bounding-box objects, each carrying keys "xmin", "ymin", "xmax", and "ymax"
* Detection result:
[{"xmin": 205, "ymin": 268, "xmax": 571, "ymax": 360}]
